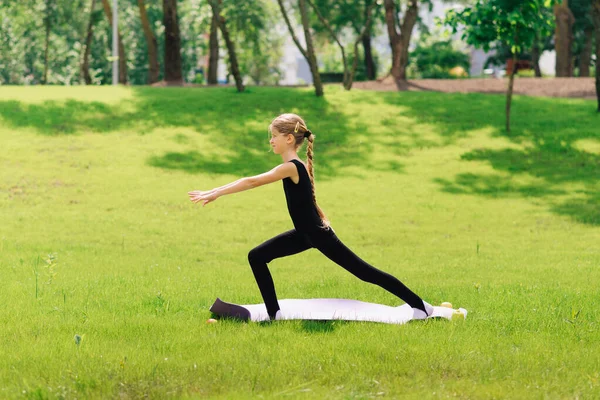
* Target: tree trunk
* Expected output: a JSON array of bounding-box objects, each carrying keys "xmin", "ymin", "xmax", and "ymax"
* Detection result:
[
  {"xmin": 593, "ymin": 0, "xmax": 600, "ymax": 111},
  {"xmin": 554, "ymin": 0, "xmax": 575, "ymax": 77},
  {"xmin": 345, "ymin": 3, "xmax": 375, "ymax": 90},
  {"xmin": 218, "ymin": 19, "xmax": 243, "ymax": 92},
  {"xmin": 138, "ymin": 0, "xmax": 159, "ymax": 84},
  {"xmin": 82, "ymin": 0, "xmax": 97, "ymax": 85},
  {"xmin": 208, "ymin": 0, "xmax": 243, "ymax": 92},
  {"xmin": 579, "ymin": 26, "xmax": 593, "ymax": 77},
  {"xmin": 43, "ymin": 0, "xmax": 52, "ymax": 84},
  {"xmin": 298, "ymin": 0, "xmax": 323, "ymax": 97},
  {"xmin": 276, "ymin": 0, "xmax": 323, "ymax": 95},
  {"xmin": 306, "ymin": 0, "xmax": 350, "ymax": 88},
  {"xmin": 391, "ymin": 38, "xmax": 410, "ymax": 83},
  {"xmin": 346, "ymin": 40, "xmax": 362, "ymax": 90},
  {"xmin": 506, "ymin": 52, "xmax": 517, "ymax": 132},
  {"xmin": 101, "ymin": 0, "xmax": 127, "ymax": 84},
  {"xmin": 532, "ymin": 42, "xmax": 542, "ymax": 77},
  {"xmin": 362, "ymin": 0, "xmax": 376, "ymax": 80},
  {"xmin": 384, "ymin": 0, "xmax": 419, "ymax": 87},
  {"xmin": 163, "ymin": 0, "xmax": 183, "ymax": 83},
  {"xmin": 208, "ymin": 1, "xmax": 219, "ymax": 84},
  {"xmin": 362, "ymin": 35, "xmax": 376, "ymax": 80}
]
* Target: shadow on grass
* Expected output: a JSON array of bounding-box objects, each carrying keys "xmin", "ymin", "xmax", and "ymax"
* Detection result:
[
  {"xmin": 263, "ymin": 319, "xmax": 347, "ymax": 332},
  {"xmin": 3, "ymin": 87, "xmax": 598, "ymax": 224},
  {"xmin": 139, "ymin": 87, "xmax": 368, "ymax": 180},
  {"xmin": 0, "ymin": 99, "xmax": 124, "ymax": 134},
  {"xmin": 207, "ymin": 313, "xmax": 345, "ymax": 332},
  {"xmin": 0, "ymin": 87, "xmax": 372, "ymax": 180},
  {"xmin": 374, "ymin": 91, "xmax": 600, "ymax": 225},
  {"xmin": 299, "ymin": 320, "xmax": 343, "ymax": 333}
]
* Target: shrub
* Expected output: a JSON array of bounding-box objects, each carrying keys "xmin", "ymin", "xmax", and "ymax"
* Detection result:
[{"xmin": 409, "ymin": 39, "xmax": 470, "ymax": 79}]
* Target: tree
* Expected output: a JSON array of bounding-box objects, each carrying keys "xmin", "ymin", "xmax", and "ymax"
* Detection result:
[
  {"xmin": 593, "ymin": 0, "xmax": 600, "ymax": 111},
  {"xmin": 554, "ymin": 0, "xmax": 575, "ymax": 77},
  {"xmin": 137, "ymin": 0, "xmax": 159, "ymax": 84},
  {"xmin": 81, "ymin": 0, "xmax": 98, "ymax": 84},
  {"xmin": 101, "ymin": 0, "xmax": 127, "ymax": 84},
  {"xmin": 163, "ymin": 0, "xmax": 182, "ymax": 83},
  {"xmin": 42, "ymin": 0, "xmax": 57, "ymax": 84},
  {"xmin": 277, "ymin": 0, "xmax": 324, "ymax": 96},
  {"xmin": 531, "ymin": 5, "xmax": 555, "ymax": 77},
  {"xmin": 384, "ymin": 0, "xmax": 420, "ymax": 87},
  {"xmin": 306, "ymin": 0, "xmax": 375, "ymax": 89},
  {"xmin": 578, "ymin": 26, "xmax": 593, "ymax": 76},
  {"xmin": 570, "ymin": 0, "xmax": 594, "ymax": 77},
  {"xmin": 177, "ymin": 0, "xmax": 212, "ymax": 86},
  {"xmin": 445, "ymin": 0, "xmax": 557, "ymax": 132},
  {"xmin": 310, "ymin": 0, "xmax": 384, "ymax": 80},
  {"xmin": 208, "ymin": 0, "xmax": 244, "ymax": 92},
  {"xmin": 0, "ymin": 0, "xmax": 210, "ymax": 85},
  {"xmin": 226, "ymin": 0, "xmax": 283, "ymax": 86},
  {"xmin": 359, "ymin": 0, "xmax": 381, "ymax": 80},
  {"xmin": 207, "ymin": 0, "xmax": 219, "ymax": 84}
]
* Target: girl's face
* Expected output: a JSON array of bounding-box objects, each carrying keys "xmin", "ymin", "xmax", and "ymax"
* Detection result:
[{"xmin": 270, "ymin": 127, "xmax": 293, "ymax": 154}]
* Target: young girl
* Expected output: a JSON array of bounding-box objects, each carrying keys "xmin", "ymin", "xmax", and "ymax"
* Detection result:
[{"xmin": 188, "ymin": 113, "xmax": 433, "ymax": 321}]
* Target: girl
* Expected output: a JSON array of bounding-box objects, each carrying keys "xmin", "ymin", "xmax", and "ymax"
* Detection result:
[{"xmin": 188, "ymin": 113, "xmax": 433, "ymax": 321}]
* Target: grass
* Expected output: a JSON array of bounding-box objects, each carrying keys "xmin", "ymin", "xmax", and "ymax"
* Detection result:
[{"xmin": 0, "ymin": 85, "xmax": 599, "ymax": 399}]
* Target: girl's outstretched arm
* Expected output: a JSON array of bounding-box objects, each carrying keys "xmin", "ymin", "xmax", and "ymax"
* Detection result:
[{"xmin": 188, "ymin": 162, "xmax": 296, "ymax": 206}]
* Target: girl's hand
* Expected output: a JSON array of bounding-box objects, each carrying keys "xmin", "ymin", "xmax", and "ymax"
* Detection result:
[{"xmin": 188, "ymin": 190, "xmax": 219, "ymax": 206}]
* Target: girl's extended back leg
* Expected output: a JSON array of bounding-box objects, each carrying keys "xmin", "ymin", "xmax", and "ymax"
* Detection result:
[{"xmin": 314, "ymin": 230, "xmax": 427, "ymax": 313}]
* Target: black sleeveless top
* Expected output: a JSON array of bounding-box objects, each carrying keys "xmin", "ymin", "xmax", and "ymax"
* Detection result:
[{"xmin": 282, "ymin": 159, "xmax": 324, "ymax": 233}]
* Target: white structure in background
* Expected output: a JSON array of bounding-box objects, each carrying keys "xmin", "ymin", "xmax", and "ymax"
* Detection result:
[
  {"xmin": 278, "ymin": 0, "xmax": 556, "ymax": 84},
  {"xmin": 539, "ymin": 51, "xmax": 557, "ymax": 76}
]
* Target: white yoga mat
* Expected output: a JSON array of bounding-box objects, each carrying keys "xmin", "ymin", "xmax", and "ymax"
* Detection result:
[{"xmin": 209, "ymin": 298, "xmax": 467, "ymax": 324}]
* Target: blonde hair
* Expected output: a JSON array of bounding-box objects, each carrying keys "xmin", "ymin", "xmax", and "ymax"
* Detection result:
[{"xmin": 269, "ymin": 113, "xmax": 330, "ymax": 229}]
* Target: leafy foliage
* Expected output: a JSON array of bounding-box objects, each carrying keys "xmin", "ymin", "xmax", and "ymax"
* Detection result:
[
  {"xmin": 444, "ymin": 0, "xmax": 557, "ymax": 55},
  {"xmin": 221, "ymin": 0, "xmax": 284, "ymax": 85},
  {"xmin": 0, "ymin": 0, "xmax": 282, "ymax": 85},
  {"xmin": 409, "ymin": 38, "xmax": 470, "ymax": 79},
  {"xmin": 570, "ymin": 0, "xmax": 595, "ymax": 71}
]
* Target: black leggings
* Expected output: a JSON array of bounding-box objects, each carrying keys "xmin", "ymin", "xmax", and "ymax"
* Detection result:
[{"xmin": 247, "ymin": 228, "xmax": 426, "ymax": 319}]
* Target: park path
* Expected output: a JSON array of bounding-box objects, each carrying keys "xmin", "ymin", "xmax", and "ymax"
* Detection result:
[{"xmin": 352, "ymin": 76, "xmax": 596, "ymax": 99}]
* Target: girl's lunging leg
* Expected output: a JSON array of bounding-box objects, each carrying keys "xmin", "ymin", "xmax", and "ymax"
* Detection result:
[
  {"xmin": 248, "ymin": 229, "xmax": 313, "ymax": 319},
  {"xmin": 312, "ymin": 229, "xmax": 428, "ymax": 313}
]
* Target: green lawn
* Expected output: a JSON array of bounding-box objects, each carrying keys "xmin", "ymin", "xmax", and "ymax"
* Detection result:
[{"xmin": 1, "ymin": 85, "xmax": 599, "ymax": 399}]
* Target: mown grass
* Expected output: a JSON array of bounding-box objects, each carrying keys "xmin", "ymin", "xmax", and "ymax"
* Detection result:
[{"xmin": 0, "ymin": 85, "xmax": 599, "ymax": 399}]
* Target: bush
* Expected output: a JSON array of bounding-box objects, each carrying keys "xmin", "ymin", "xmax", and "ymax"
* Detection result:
[{"xmin": 409, "ymin": 39, "xmax": 470, "ymax": 79}]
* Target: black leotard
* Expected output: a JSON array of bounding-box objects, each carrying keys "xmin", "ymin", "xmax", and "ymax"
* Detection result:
[{"xmin": 282, "ymin": 159, "xmax": 324, "ymax": 232}]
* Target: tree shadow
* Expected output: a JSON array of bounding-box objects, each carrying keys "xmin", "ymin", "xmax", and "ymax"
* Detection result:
[
  {"xmin": 433, "ymin": 173, "xmax": 567, "ymax": 198},
  {"xmin": 3, "ymin": 87, "xmax": 598, "ymax": 225},
  {"xmin": 551, "ymin": 190, "xmax": 600, "ymax": 225},
  {"xmin": 137, "ymin": 87, "xmax": 370, "ymax": 180},
  {"xmin": 0, "ymin": 99, "xmax": 122, "ymax": 135},
  {"xmin": 378, "ymin": 91, "xmax": 504, "ymax": 139},
  {"xmin": 374, "ymin": 91, "xmax": 600, "ymax": 225},
  {"xmin": 0, "ymin": 87, "xmax": 377, "ymax": 180}
]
